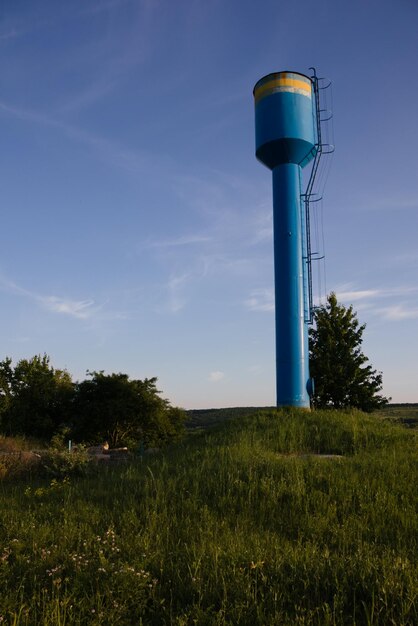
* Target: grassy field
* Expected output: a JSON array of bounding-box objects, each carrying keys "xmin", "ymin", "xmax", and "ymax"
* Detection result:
[
  {"xmin": 374, "ymin": 404, "xmax": 418, "ymax": 428},
  {"xmin": 0, "ymin": 407, "xmax": 417, "ymax": 625}
]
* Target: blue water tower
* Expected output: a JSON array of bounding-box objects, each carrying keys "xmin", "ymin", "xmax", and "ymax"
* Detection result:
[{"xmin": 254, "ymin": 71, "xmax": 317, "ymax": 408}]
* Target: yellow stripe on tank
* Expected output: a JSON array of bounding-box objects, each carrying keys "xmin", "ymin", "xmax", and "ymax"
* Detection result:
[{"xmin": 254, "ymin": 78, "xmax": 312, "ymax": 104}]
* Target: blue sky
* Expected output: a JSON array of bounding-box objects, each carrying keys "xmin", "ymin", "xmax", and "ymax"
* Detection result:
[{"xmin": 0, "ymin": 0, "xmax": 417, "ymax": 408}]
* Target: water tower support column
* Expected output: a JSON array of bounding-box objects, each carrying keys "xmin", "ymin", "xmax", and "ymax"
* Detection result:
[{"xmin": 272, "ymin": 163, "xmax": 310, "ymax": 408}]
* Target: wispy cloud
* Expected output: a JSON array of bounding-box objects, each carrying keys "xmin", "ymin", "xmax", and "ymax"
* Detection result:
[
  {"xmin": 337, "ymin": 194, "xmax": 418, "ymax": 214},
  {"xmin": 172, "ymin": 170, "xmax": 265, "ymax": 225},
  {"xmin": 58, "ymin": 0, "xmax": 161, "ymax": 114},
  {"xmin": 165, "ymin": 272, "xmax": 192, "ymax": 313},
  {"xmin": 134, "ymin": 170, "xmax": 275, "ymax": 316},
  {"xmin": 0, "ymin": 0, "xmax": 158, "ymax": 117},
  {"xmin": 377, "ymin": 304, "xmax": 418, "ymax": 321},
  {"xmin": 388, "ymin": 251, "xmax": 418, "ymax": 268},
  {"xmin": 0, "ymin": 99, "xmax": 150, "ymax": 175},
  {"xmin": 0, "ymin": 30, "xmax": 19, "ymax": 41},
  {"xmin": 245, "ymin": 288, "xmax": 274, "ymax": 312},
  {"xmin": 336, "ymin": 289, "xmax": 380, "ymax": 302},
  {"xmin": 363, "ymin": 196, "xmax": 418, "ymax": 212},
  {"xmin": 78, "ymin": 0, "xmax": 135, "ymax": 18},
  {"xmin": 0, "ymin": 274, "xmax": 98, "ymax": 320},
  {"xmin": 0, "ymin": 8, "xmax": 79, "ymax": 45},
  {"xmin": 334, "ymin": 284, "xmax": 418, "ymax": 323},
  {"xmin": 147, "ymin": 234, "xmax": 212, "ymax": 249},
  {"xmin": 39, "ymin": 296, "xmax": 97, "ymax": 319},
  {"xmin": 250, "ymin": 208, "xmax": 273, "ymax": 244},
  {"xmin": 244, "ymin": 283, "xmax": 418, "ymax": 322},
  {"xmin": 335, "ymin": 285, "xmax": 418, "ymax": 303},
  {"xmin": 209, "ymin": 371, "xmax": 225, "ymax": 382}
]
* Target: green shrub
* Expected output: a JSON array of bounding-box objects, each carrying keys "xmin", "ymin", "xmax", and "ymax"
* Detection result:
[{"xmin": 37, "ymin": 449, "xmax": 93, "ymax": 478}]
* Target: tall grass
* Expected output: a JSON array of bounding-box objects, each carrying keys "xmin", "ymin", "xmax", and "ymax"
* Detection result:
[{"xmin": 0, "ymin": 409, "xmax": 417, "ymax": 625}]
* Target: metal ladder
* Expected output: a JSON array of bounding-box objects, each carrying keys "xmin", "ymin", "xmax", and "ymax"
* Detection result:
[{"xmin": 302, "ymin": 67, "xmax": 334, "ymax": 323}]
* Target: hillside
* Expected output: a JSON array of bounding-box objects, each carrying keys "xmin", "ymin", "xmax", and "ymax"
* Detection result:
[
  {"xmin": 185, "ymin": 406, "xmax": 274, "ymax": 429},
  {"xmin": 186, "ymin": 403, "xmax": 418, "ymax": 430},
  {"xmin": 0, "ymin": 408, "xmax": 417, "ymax": 625}
]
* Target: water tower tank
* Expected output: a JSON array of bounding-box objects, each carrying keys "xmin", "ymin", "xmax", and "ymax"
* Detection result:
[{"xmin": 254, "ymin": 71, "xmax": 317, "ymax": 168}]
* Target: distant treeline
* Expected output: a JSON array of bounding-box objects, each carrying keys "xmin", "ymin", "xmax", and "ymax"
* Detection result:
[{"xmin": 0, "ymin": 355, "xmax": 185, "ymax": 447}]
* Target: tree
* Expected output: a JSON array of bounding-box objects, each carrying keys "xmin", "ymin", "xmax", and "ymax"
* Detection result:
[
  {"xmin": 0, "ymin": 357, "xmax": 14, "ymax": 432},
  {"xmin": 309, "ymin": 293, "xmax": 390, "ymax": 411},
  {"xmin": 72, "ymin": 371, "xmax": 185, "ymax": 447},
  {"xmin": 0, "ymin": 355, "xmax": 74, "ymax": 439}
]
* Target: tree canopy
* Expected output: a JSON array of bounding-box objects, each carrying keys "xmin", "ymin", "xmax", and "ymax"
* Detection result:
[
  {"xmin": 309, "ymin": 293, "xmax": 390, "ymax": 412},
  {"xmin": 0, "ymin": 355, "xmax": 73, "ymax": 439},
  {"xmin": 0, "ymin": 356, "xmax": 185, "ymax": 446},
  {"xmin": 73, "ymin": 371, "xmax": 185, "ymax": 447}
]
